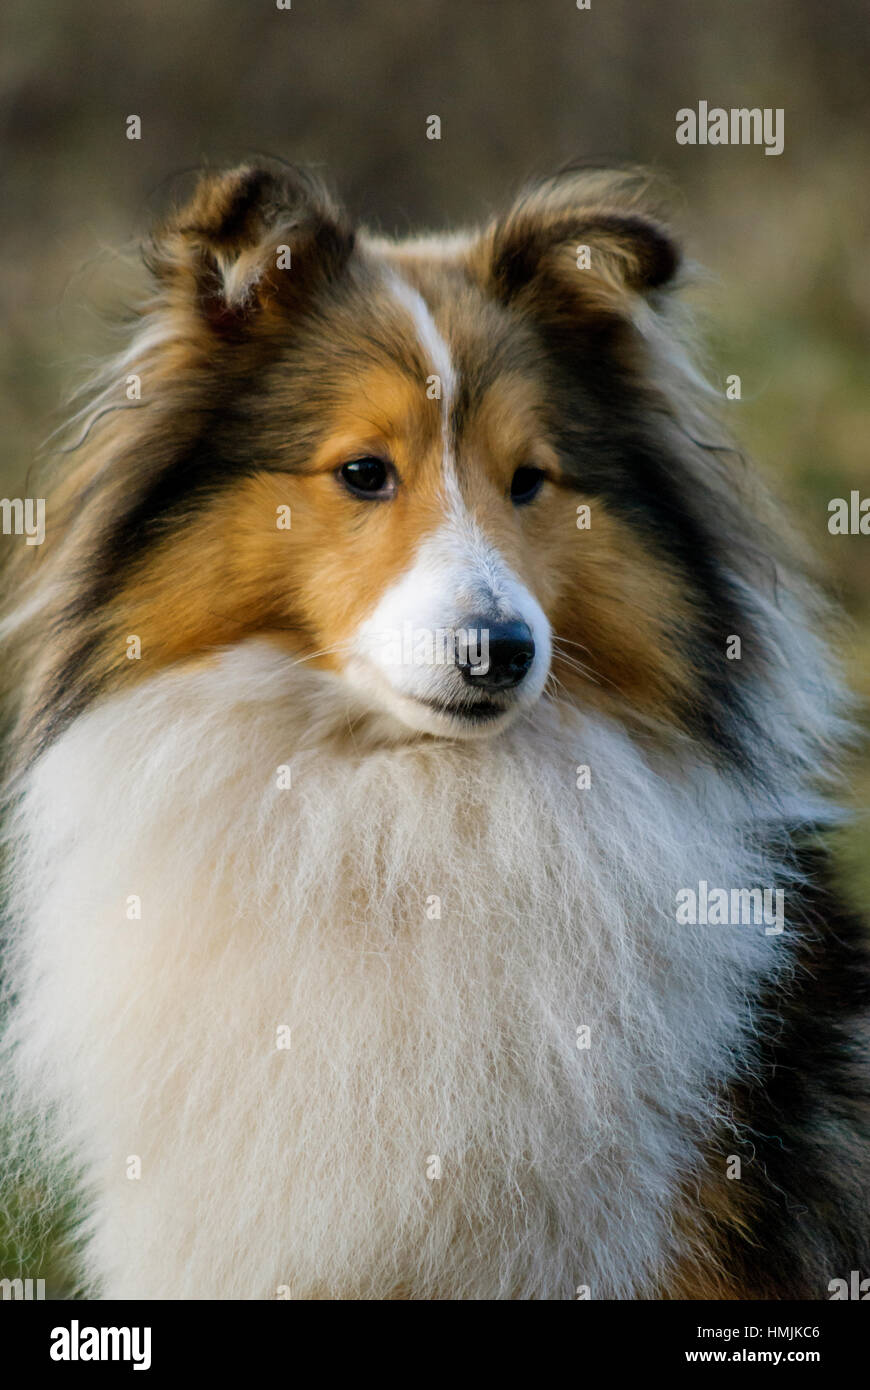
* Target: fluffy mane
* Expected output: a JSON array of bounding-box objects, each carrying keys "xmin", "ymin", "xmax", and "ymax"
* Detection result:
[{"xmin": 1, "ymin": 166, "xmax": 865, "ymax": 1300}]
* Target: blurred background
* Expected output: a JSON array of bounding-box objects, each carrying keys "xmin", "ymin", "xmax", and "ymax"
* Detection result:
[{"xmin": 1, "ymin": 0, "xmax": 868, "ymax": 1293}]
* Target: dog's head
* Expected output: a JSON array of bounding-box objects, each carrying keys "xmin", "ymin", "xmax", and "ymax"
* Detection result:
[{"xmin": 11, "ymin": 163, "xmax": 801, "ymax": 763}]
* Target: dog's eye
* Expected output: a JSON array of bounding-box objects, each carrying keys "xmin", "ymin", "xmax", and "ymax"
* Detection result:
[
  {"xmin": 338, "ymin": 457, "xmax": 396, "ymax": 500},
  {"xmin": 510, "ymin": 466, "xmax": 545, "ymax": 505}
]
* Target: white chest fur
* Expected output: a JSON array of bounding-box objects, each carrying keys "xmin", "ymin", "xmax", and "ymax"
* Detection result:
[{"xmin": 6, "ymin": 641, "xmax": 792, "ymax": 1298}]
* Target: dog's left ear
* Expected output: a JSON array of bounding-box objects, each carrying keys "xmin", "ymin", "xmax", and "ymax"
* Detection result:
[
  {"xmin": 479, "ymin": 172, "xmax": 680, "ymax": 320},
  {"xmin": 149, "ymin": 163, "xmax": 356, "ymax": 332}
]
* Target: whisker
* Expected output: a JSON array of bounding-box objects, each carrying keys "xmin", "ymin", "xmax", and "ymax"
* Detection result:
[
  {"xmin": 551, "ymin": 651, "xmax": 603, "ymax": 688},
  {"xmin": 287, "ymin": 642, "xmax": 353, "ymax": 669},
  {"xmin": 551, "ymin": 635, "xmax": 596, "ymax": 657},
  {"xmin": 551, "ymin": 635, "xmax": 620, "ymax": 692}
]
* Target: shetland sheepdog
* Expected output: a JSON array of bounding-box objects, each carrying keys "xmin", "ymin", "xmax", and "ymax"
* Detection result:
[{"xmin": 2, "ymin": 163, "xmax": 868, "ymax": 1300}]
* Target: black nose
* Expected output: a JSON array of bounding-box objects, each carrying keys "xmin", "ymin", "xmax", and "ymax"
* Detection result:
[{"xmin": 457, "ymin": 617, "xmax": 536, "ymax": 691}]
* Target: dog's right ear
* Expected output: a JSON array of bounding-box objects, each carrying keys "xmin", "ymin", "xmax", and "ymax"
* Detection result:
[{"xmin": 148, "ymin": 163, "xmax": 356, "ymax": 332}]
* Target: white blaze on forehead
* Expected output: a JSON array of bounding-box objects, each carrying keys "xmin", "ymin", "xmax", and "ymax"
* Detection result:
[
  {"xmin": 386, "ymin": 271, "xmax": 457, "ymax": 407},
  {"xmin": 386, "ymin": 270, "xmax": 461, "ymax": 504}
]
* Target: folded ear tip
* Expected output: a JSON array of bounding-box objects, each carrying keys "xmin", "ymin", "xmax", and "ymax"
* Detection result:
[
  {"xmin": 613, "ymin": 214, "xmax": 681, "ymax": 290},
  {"xmin": 146, "ymin": 161, "xmax": 355, "ymax": 329},
  {"xmin": 174, "ymin": 165, "xmax": 271, "ymax": 247},
  {"xmin": 489, "ymin": 172, "xmax": 682, "ymax": 300},
  {"xmin": 165, "ymin": 161, "xmax": 346, "ymax": 250}
]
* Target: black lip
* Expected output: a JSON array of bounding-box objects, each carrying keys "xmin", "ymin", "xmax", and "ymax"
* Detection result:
[{"xmin": 423, "ymin": 698, "xmax": 507, "ymax": 723}]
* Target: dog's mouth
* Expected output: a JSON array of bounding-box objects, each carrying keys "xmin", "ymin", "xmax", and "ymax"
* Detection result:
[{"xmin": 420, "ymin": 696, "xmax": 509, "ymax": 724}]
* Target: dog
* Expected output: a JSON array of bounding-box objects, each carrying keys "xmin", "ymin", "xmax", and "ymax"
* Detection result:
[{"xmin": 2, "ymin": 163, "xmax": 868, "ymax": 1299}]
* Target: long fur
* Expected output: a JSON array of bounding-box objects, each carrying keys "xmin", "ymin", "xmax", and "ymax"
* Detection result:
[
  {"xmin": 4, "ymin": 640, "xmax": 806, "ymax": 1299},
  {"xmin": 1, "ymin": 164, "xmax": 868, "ymax": 1299}
]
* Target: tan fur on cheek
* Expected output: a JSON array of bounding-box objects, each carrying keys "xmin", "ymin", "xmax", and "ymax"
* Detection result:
[
  {"xmin": 63, "ymin": 351, "xmax": 458, "ymax": 693},
  {"xmin": 531, "ymin": 492, "xmax": 699, "ymax": 724},
  {"xmin": 262, "ymin": 477, "xmax": 447, "ymax": 669},
  {"xmin": 450, "ymin": 372, "xmax": 699, "ymax": 734},
  {"xmin": 88, "ymin": 473, "xmax": 446, "ymax": 683}
]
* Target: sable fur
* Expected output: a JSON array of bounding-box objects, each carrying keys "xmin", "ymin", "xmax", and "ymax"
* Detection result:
[{"xmin": 1, "ymin": 162, "xmax": 868, "ymax": 1299}]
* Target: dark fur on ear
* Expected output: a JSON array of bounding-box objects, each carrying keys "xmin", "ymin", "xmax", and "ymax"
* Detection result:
[
  {"xmin": 486, "ymin": 170, "xmax": 680, "ymax": 313},
  {"xmin": 147, "ymin": 162, "xmax": 356, "ymax": 330}
]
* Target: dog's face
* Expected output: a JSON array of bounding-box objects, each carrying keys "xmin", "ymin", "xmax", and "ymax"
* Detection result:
[
  {"xmin": 229, "ymin": 269, "xmax": 692, "ymax": 742},
  {"xmin": 215, "ymin": 268, "xmax": 563, "ymax": 740},
  {"xmin": 20, "ymin": 165, "xmax": 762, "ymax": 759}
]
